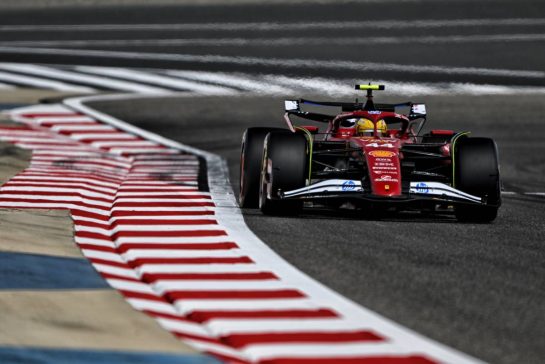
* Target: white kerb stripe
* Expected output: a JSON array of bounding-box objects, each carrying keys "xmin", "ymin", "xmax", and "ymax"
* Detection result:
[
  {"xmin": 174, "ymin": 298, "xmax": 319, "ymax": 314},
  {"xmin": 82, "ymin": 250, "xmax": 124, "ymax": 263},
  {"xmin": 125, "ymin": 299, "xmax": 178, "ymax": 315},
  {"xmin": 206, "ymin": 318, "xmax": 369, "ymax": 336},
  {"xmin": 155, "ymin": 318, "xmax": 211, "ymax": 337},
  {"xmin": 127, "ymin": 299, "xmax": 181, "ymax": 315},
  {"xmin": 91, "ymin": 264, "xmax": 138, "ymax": 279},
  {"xmin": 153, "ymin": 280, "xmax": 292, "ymax": 294},
  {"xmin": 122, "ymin": 250, "xmax": 241, "ymax": 260},
  {"xmin": 70, "ymin": 133, "xmax": 137, "ymax": 140},
  {"xmin": 75, "ymin": 237, "xmax": 116, "ymax": 246},
  {"xmin": 50, "ymin": 124, "xmax": 115, "ymax": 132},
  {"xmin": 113, "ymin": 236, "xmax": 230, "ymax": 245},
  {"xmin": 106, "ymin": 279, "xmax": 158, "ymax": 294},
  {"xmin": 242, "ymin": 342, "xmax": 423, "ymax": 361}
]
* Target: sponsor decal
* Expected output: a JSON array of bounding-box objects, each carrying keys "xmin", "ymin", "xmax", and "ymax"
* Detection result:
[
  {"xmin": 342, "ymin": 180, "xmax": 356, "ymax": 191},
  {"xmin": 375, "ymin": 175, "xmax": 399, "ymax": 182},
  {"xmin": 369, "ymin": 150, "xmax": 396, "ymax": 157},
  {"xmin": 372, "ymin": 166, "xmax": 397, "ymax": 170},
  {"xmin": 416, "ymin": 182, "xmax": 429, "ymax": 193},
  {"xmin": 366, "ymin": 142, "xmax": 395, "ymax": 148},
  {"xmin": 368, "ymin": 110, "xmax": 382, "ymax": 114}
]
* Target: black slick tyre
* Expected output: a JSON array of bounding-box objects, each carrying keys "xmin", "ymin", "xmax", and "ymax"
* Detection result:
[
  {"xmin": 259, "ymin": 131, "xmax": 308, "ymax": 216},
  {"xmin": 239, "ymin": 127, "xmax": 284, "ymax": 208},
  {"xmin": 454, "ymin": 137, "xmax": 501, "ymax": 223}
]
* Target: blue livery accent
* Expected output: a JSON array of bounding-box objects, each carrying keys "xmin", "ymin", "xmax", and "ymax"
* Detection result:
[
  {"xmin": 416, "ymin": 182, "xmax": 429, "ymax": 194},
  {"xmin": 342, "ymin": 180, "xmax": 356, "ymax": 191}
]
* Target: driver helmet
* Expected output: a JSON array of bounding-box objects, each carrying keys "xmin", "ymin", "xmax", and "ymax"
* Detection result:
[{"xmin": 356, "ymin": 118, "xmax": 387, "ymax": 136}]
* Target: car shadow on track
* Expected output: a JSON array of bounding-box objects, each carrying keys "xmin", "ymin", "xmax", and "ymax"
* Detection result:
[{"xmin": 241, "ymin": 207, "xmax": 457, "ymax": 224}]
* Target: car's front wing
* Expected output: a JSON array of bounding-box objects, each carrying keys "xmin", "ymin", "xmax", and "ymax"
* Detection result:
[{"xmin": 280, "ymin": 179, "xmax": 483, "ymax": 205}]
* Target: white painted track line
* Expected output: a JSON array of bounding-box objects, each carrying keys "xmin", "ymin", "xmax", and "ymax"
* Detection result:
[
  {"xmin": 0, "ymin": 69, "xmax": 94, "ymax": 92},
  {"xmin": 167, "ymin": 70, "xmax": 291, "ymax": 94},
  {"xmin": 1, "ymin": 62, "xmax": 545, "ymax": 95},
  {"xmin": 0, "ymin": 63, "xmax": 170, "ymax": 93},
  {"xmin": 0, "ymin": 50, "xmax": 541, "ymax": 79},
  {"xmin": 76, "ymin": 66, "xmax": 237, "ymax": 95},
  {"xmin": 1, "ymin": 18, "xmax": 544, "ymax": 32},
  {"xmin": 3, "ymin": 33, "xmax": 545, "ymax": 48}
]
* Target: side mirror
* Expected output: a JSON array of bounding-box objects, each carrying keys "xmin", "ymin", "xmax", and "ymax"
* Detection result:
[
  {"xmin": 285, "ymin": 100, "xmax": 300, "ymax": 112},
  {"xmin": 410, "ymin": 104, "xmax": 426, "ymax": 120}
]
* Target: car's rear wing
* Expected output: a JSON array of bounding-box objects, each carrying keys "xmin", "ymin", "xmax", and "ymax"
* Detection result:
[
  {"xmin": 293, "ymin": 98, "xmax": 426, "ymax": 114},
  {"xmin": 284, "ymin": 83, "xmax": 427, "ymax": 131}
]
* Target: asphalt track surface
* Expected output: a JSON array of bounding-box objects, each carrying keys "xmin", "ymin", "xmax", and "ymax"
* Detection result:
[{"xmin": 1, "ymin": 1, "xmax": 545, "ymax": 363}]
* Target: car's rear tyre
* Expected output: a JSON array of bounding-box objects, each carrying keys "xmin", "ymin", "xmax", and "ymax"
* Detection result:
[
  {"xmin": 454, "ymin": 137, "xmax": 501, "ymax": 223},
  {"xmin": 239, "ymin": 127, "xmax": 285, "ymax": 208},
  {"xmin": 259, "ymin": 131, "xmax": 308, "ymax": 216}
]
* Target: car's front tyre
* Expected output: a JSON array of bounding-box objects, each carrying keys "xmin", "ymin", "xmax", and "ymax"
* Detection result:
[
  {"xmin": 454, "ymin": 137, "xmax": 501, "ymax": 223},
  {"xmin": 239, "ymin": 127, "xmax": 285, "ymax": 208},
  {"xmin": 259, "ymin": 131, "xmax": 308, "ymax": 216}
]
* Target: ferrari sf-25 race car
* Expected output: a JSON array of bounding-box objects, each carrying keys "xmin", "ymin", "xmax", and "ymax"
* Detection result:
[{"xmin": 239, "ymin": 85, "xmax": 501, "ymax": 222}]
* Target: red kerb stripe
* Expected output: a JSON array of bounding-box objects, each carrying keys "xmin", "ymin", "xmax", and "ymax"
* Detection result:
[
  {"xmin": 18, "ymin": 113, "xmax": 84, "ymax": 118},
  {"xmin": 0, "ymin": 125, "xmax": 32, "ymax": 130},
  {"xmin": 71, "ymin": 209, "xmax": 110, "ymax": 220},
  {"xmin": 89, "ymin": 258, "xmax": 129, "ymax": 268},
  {"xmin": 167, "ymin": 289, "xmax": 305, "ymax": 300},
  {"xmin": 129, "ymin": 256, "xmax": 253, "ymax": 266},
  {"xmin": 0, "ymin": 198, "xmax": 109, "ymax": 210},
  {"xmin": 118, "ymin": 242, "xmax": 238, "ymax": 253},
  {"xmin": 258, "ymin": 356, "xmax": 438, "ymax": 364},
  {"xmin": 112, "ymin": 201, "xmax": 215, "ymax": 207},
  {"xmin": 112, "ymin": 219, "xmax": 218, "ymax": 225},
  {"xmin": 111, "ymin": 210, "xmax": 215, "ymax": 217},
  {"xmin": 222, "ymin": 331, "xmax": 384, "ymax": 348},
  {"xmin": 142, "ymin": 272, "xmax": 278, "ymax": 282},
  {"xmin": 189, "ymin": 308, "xmax": 338, "ymax": 323},
  {"xmin": 111, "ymin": 230, "xmax": 228, "ymax": 238},
  {"xmin": 118, "ymin": 290, "xmax": 166, "ymax": 302},
  {"xmin": 143, "ymin": 310, "xmax": 190, "ymax": 322},
  {"xmin": 172, "ymin": 331, "xmax": 222, "ymax": 345},
  {"xmin": 115, "ymin": 195, "xmax": 212, "ymax": 200}
]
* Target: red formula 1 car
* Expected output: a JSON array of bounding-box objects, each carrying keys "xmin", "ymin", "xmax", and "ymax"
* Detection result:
[{"xmin": 239, "ymin": 85, "xmax": 501, "ymax": 222}]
